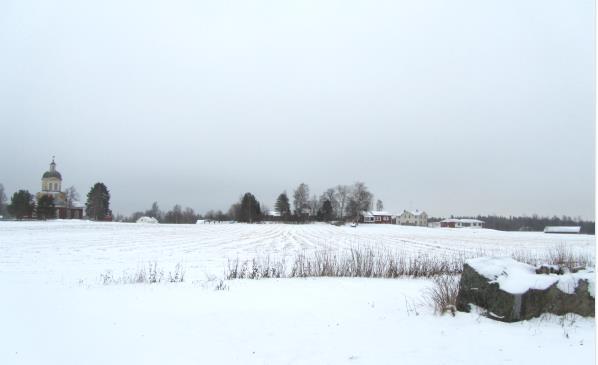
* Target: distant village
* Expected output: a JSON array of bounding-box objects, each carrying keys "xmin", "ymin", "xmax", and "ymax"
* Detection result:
[{"xmin": 0, "ymin": 158, "xmax": 593, "ymax": 234}]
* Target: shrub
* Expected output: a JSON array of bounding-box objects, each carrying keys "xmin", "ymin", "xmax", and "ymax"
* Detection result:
[{"xmin": 100, "ymin": 262, "xmax": 184, "ymax": 285}]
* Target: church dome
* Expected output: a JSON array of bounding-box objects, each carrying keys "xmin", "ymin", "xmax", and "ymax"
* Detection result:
[
  {"xmin": 42, "ymin": 157, "xmax": 62, "ymax": 180},
  {"xmin": 42, "ymin": 170, "xmax": 62, "ymax": 179}
]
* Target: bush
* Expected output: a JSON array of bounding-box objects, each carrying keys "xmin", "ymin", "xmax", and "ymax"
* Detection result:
[{"xmin": 425, "ymin": 275, "xmax": 460, "ymax": 315}]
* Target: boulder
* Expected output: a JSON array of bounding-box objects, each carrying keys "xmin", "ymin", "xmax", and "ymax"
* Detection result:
[{"xmin": 457, "ymin": 257, "xmax": 594, "ymax": 322}]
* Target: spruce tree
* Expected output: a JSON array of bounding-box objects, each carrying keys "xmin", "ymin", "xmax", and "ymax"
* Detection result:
[
  {"xmin": 239, "ymin": 192, "xmax": 261, "ymax": 223},
  {"xmin": 274, "ymin": 192, "xmax": 290, "ymax": 218},
  {"xmin": 36, "ymin": 195, "xmax": 55, "ymax": 220},
  {"xmin": 0, "ymin": 183, "xmax": 6, "ymax": 217},
  {"xmin": 85, "ymin": 183, "xmax": 110, "ymax": 220},
  {"xmin": 7, "ymin": 190, "xmax": 35, "ymax": 220},
  {"xmin": 318, "ymin": 199, "xmax": 333, "ymax": 222}
]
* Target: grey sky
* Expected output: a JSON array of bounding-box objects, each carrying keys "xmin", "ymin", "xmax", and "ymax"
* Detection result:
[{"xmin": 0, "ymin": 0, "xmax": 594, "ymax": 219}]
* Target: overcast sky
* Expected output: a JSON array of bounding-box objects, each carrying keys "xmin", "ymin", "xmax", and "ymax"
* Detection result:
[{"xmin": 0, "ymin": 0, "xmax": 594, "ymax": 219}]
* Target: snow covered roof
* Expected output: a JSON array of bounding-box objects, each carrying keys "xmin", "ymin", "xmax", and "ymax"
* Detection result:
[
  {"xmin": 544, "ymin": 226, "xmax": 581, "ymax": 233},
  {"xmin": 403, "ymin": 210, "xmax": 426, "ymax": 216},
  {"xmin": 371, "ymin": 211, "xmax": 392, "ymax": 216},
  {"xmin": 441, "ymin": 218, "xmax": 485, "ymax": 224},
  {"xmin": 72, "ymin": 201, "xmax": 85, "ymax": 209},
  {"xmin": 267, "ymin": 210, "xmax": 281, "ymax": 217},
  {"xmin": 362, "ymin": 211, "xmax": 392, "ymax": 217}
]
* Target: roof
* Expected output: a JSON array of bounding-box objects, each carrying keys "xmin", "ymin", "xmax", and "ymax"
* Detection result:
[
  {"xmin": 72, "ymin": 201, "xmax": 85, "ymax": 208},
  {"xmin": 361, "ymin": 211, "xmax": 392, "ymax": 217},
  {"xmin": 403, "ymin": 210, "xmax": 426, "ymax": 216},
  {"xmin": 371, "ymin": 211, "xmax": 392, "ymax": 216},
  {"xmin": 544, "ymin": 226, "xmax": 581, "ymax": 233},
  {"xmin": 42, "ymin": 170, "xmax": 62, "ymax": 179},
  {"xmin": 42, "ymin": 158, "xmax": 62, "ymax": 180},
  {"xmin": 441, "ymin": 218, "xmax": 485, "ymax": 224}
]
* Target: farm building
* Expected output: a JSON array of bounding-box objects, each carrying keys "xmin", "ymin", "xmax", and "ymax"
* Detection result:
[
  {"xmin": 544, "ymin": 226, "xmax": 581, "ymax": 234},
  {"xmin": 440, "ymin": 218, "xmax": 484, "ymax": 228},
  {"xmin": 396, "ymin": 210, "xmax": 428, "ymax": 226},
  {"xmin": 360, "ymin": 211, "xmax": 393, "ymax": 224}
]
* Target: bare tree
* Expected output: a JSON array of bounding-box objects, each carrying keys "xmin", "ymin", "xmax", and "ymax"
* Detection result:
[
  {"xmin": 334, "ymin": 185, "xmax": 350, "ymax": 220},
  {"xmin": 261, "ymin": 203, "xmax": 271, "ymax": 217},
  {"xmin": 182, "ymin": 207, "xmax": 197, "ymax": 223},
  {"xmin": 346, "ymin": 182, "xmax": 373, "ymax": 220},
  {"xmin": 293, "ymin": 183, "xmax": 310, "ymax": 216},
  {"xmin": 164, "ymin": 204, "xmax": 183, "ymax": 223},
  {"xmin": 228, "ymin": 202, "xmax": 241, "ymax": 221},
  {"xmin": 64, "ymin": 186, "xmax": 79, "ymax": 209},
  {"xmin": 309, "ymin": 194, "xmax": 319, "ymax": 218},
  {"xmin": 376, "ymin": 199, "xmax": 384, "ymax": 211}
]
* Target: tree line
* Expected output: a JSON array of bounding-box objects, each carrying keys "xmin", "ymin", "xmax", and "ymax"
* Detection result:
[
  {"xmin": 119, "ymin": 202, "xmax": 200, "ymax": 224},
  {"xmin": 117, "ymin": 182, "xmax": 379, "ymax": 224},
  {"xmin": 428, "ymin": 214, "xmax": 595, "ymax": 234},
  {"xmin": 3, "ymin": 180, "xmax": 593, "ymax": 233},
  {"xmin": 218, "ymin": 181, "xmax": 379, "ymax": 223}
]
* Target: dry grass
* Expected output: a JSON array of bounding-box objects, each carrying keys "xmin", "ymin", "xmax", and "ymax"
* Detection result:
[
  {"xmin": 225, "ymin": 244, "xmax": 593, "ymax": 280},
  {"xmin": 425, "ymin": 275, "xmax": 460, "ymax": 316},
  {"xmin": 101, "ymin": 262, "xmax": 185, "ymax": 285}
]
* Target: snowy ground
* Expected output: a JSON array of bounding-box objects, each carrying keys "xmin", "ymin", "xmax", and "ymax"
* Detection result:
[{"xmin": 0, "ymin": 221, "xmax": 595, "ymax": 364}]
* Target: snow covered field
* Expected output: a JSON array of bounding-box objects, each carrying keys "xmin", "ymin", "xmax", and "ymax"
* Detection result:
[{"xmin": 0, "ymin": 221, "xmax": 595, "ymax": 364}]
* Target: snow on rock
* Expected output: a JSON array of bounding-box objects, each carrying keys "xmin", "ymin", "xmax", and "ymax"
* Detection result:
[
  {"xmin": 556, "ymin": 271, "xmax": 595, "ymax": 298},
  {"xmin": 466, "ymin": 257, "xmax": 594, "ymax": 296},
  {"xmin": 459, "ymin": 257, "xmax": 595, "ymax": 322},
  {"xmin": 136, "ymin": 216, "xmax": 159, "ymax": 224}
]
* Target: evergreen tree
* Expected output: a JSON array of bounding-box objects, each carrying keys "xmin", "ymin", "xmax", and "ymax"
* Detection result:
[
  {"xmin": 274, "ymin": 192, "xmax": 291, "ymax": 218},
  {"xmin": 85, "ymin": 183, "xmax": 110, "ymax": 220},
  {"xmin": 318, "ymin": 199, "xmax": 334, "ymax": 222},
  {"xmin": 7, "ymin": 190, "xmax": 35, "ymax": 220},
  {"xmin": 239, "ymin": 192, "xmax": 261, "ymax": 223},
  {"xmin": 36, "ymin": 195, "xmax": 55, "ymax": 220},
  {"xmin": 0, "ymin": 183, "xmax": 6, "ymax": 217},
  {"xmin": 145, "ymin": 201, "xmax": 162, "ymax": 221},
  {"xmin": 321, "ymin": 188, "xmax": 339, "ymax": 219}
]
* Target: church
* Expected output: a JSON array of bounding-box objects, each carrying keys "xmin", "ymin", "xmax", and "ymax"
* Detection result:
[{"xmin": 36, "ymin": 158, "xmax": 84, "ymax": 219}]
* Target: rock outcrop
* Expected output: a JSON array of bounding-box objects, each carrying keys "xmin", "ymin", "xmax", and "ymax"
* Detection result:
[{"xmin": 457, "ymin": 257, "xmax": 594, "ymax": 322}]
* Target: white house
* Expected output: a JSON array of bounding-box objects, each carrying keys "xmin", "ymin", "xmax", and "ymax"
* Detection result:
[
  {"xmin": 396, "ymin": 210, "xmax": 428, "ymax": 226},
  {"xmin": 360, "ymin": 211, "xmax": 393, "ymax": 224},
  {"xmin": 440, "ymin": 218, "xmax": 484, "ymax": 228}
]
